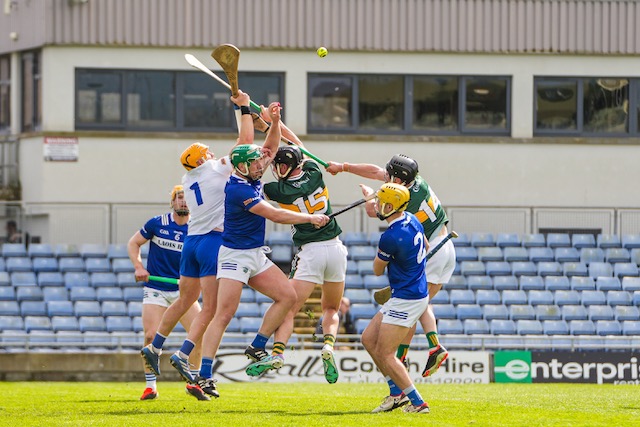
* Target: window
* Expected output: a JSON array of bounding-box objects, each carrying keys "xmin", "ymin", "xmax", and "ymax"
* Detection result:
[
  {"xmin": 75, "ymin": 69, "xmax": 284, "ymax": 132},
  {"xmin": 22, "ymin": 51, "xmax": 41, "ymax": 132},
  {"xmin": 0, "ymin": 55, "xmax": 10, "ymax": 132},
  {"xmin": 308, "ymin": 74, "xmax": 510, "ymax": 135},
  {"xmin": 535, "ymin": 77, "xmax": 634, "ymax": 136}
]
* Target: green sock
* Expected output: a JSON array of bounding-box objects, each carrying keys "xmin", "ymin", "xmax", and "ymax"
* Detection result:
[
  {"xmin": 396, "ymin": 344, "xmax": 410, "ymax": 361},
  {"xmin": 426, "ymin": 332, "xmax": 440, "ymax": 349}
]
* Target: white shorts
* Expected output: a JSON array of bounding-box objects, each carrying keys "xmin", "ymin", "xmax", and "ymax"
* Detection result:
[
  {"xmin": 426, "ymin": 234, "xmax": 456, "ymax": 285},
  {"xmin": 217, "ymin": 246, "xmax": 274, "ymax": 283},
  {"xmin": 142, "ymin": 287, "xmax": 180, "ymax": 308},
  {"xmin": 380, "ymin": 296, "xmax": 430, "ymax": 328},
  {"xmin": 291, "ymin": 237, "xmax": 348, "ymax": 284}
]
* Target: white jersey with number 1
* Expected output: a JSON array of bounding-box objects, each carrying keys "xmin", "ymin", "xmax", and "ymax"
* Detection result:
[{"xmin": 182, "ymin": 156, "xmax": 233, "ymax": 236}]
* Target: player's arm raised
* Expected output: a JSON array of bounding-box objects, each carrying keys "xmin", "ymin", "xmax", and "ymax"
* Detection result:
[
  {"xmin": 326, "ymin": 161, "xmax": 386, "ymax": 181},
  {"xmin": 261, "ymin": 102, "xmax": 282, "ymax": 162}
]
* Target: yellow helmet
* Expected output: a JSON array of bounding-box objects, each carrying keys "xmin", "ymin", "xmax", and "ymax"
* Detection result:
[
  {"xmin": 180, "ymin": 142, "xmax": 209, "ymax": 170},
  {"xmin": 376, "ymin": 182, "xmax": 410, "ymax": 219},
  {"xmin": 170, "ymin": 185, "xmax": 183, "ymax": 204}
]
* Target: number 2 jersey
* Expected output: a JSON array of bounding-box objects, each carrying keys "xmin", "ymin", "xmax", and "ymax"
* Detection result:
[
  {"xmin": 263, "ymin": 160, "xmax": 341, "ymax": 247},
  {"xmin": 406, "ymin": 175, "xmax": 449, "ymax": 241}
]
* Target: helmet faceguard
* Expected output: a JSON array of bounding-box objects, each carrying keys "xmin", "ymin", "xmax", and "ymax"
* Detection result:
[
  {"xmin": 170, "ymin": 185, "xmax": 189, "ymax": 216},
  {"xmin": 180, "ymin": 142, "xmax": 210, "ymax": 171},
  {"xmin": 385, "ymin": 154, "xmax": 419, "ymax": 185},
  {"xmin": 230, "ymin": 144, "xmax": 265, "ymax": 180},
  {"xmin": 272, "ymin": 146, "xmax": 303, "ymax": 180},
  {"xmin": 375, "ymin": 182, "xmax": 410, "ymax": 220}
]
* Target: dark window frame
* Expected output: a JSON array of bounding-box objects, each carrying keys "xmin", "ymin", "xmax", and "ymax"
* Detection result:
[
  {"xmin": 21, "ymin": 50, "xmax": 41, "ymax": 132},
  {"xmin": 0, "ymin": 54, "xmax": 10, "ymax": 133}
]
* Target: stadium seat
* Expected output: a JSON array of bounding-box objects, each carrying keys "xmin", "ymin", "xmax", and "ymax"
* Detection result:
[
  {"xmin": 349, "ymin": 304, "xmax": 377, "ymax": 320},
  {"xmin": 345, "ymin": 274, "xmax": 364, "ymax": 289},
  {"xmin": 581, "ymin": 290, "xmax": 607, "ymax": 306},
  {"xmin": 349, "ymin": 245, "xmax": 376, "ymax": 261},
  {"xmin": 587, "ymin": 305, "xmax": 614, "ymax": 321},
  {"xmin": 622, "ymin": 320, "xmax": 640, "ymax": 335},
  {"xmin": 449, "ymin": 289, "xmax": 475, "ymax": 305},
  {"xmin": 502, "ymin": 290, "xmax": 527, "ymax": 306},
  {"xmin": 51, "ymin": 316, "xmax": 80, "ymax": 332},
  {"xmin": 16, "ymin": 287, "xmax": 43, "ymax": 302},
  {"xmin": 79, "ymin": 244, "xmax": 108, "ymax": 259},
  {"xmin": 476, "ymin": 289, "xmax": 501, "ymax": 305},
  {"xmin": 595, "ymin": 320, "xmax": 622, "ymax": 336},
  {"xmin": 453, "ymin": 262, "xmax": 461, "ymax": 275},
  {"xmin": 571, "ymin": 234, "xmax": 596, "ymax": 249},
  {"xmin": 597, "ymin": 234, "xmax": 621, "ymax": 249},
  {"xmin": 535, "ymin": 304, "xmax": 562, "ymax": 321},
  {"xmin": 74, "ymin": 301, "xmax": 101, "ymax": 317},
  {"xmin": 621, "ymin": 234, "xmax": 640, "ymax": 249},
  {"xmin": 509, "ymin": 304, "xmax": 536, "ymax": 320},
  {"xmin": 544, "ymin": 276, "xmax": 571, "ymax": 291},
  {"xmin": 1, "ymin": 243, "xmax": 27, "ymax": 257},
  {"xmin": 528, "ymin": 290, "xmax": 554, "ymax": 306},
  {"xmin": 580, "ymin": 248, "xmax": 605, "ymax": 265},
  {"xmin": 622, "ymin": 277, "xmax": 640, "ymax": 292},
  {"xmin": 529, "ymin": 247, "xmax": 554, "ymax": 263},
  {"xmin": 341, "ymin": 232, "xmax": 369, "ymax": 246},
  {"xmin": 495, "ymin": 233, "xmax": 521, "ymax": 248},
  {"xmin": 478, "ymin": 247, "xmax": 503, "ymax": 262},
  {"xmin": 431, "ymin": 290, "xmax": 449, "ymax": 304},
  {"xmin": 32, "ymin": 257, "xmax": 58, "ymax": 273},
  {"xmin": 64, "ymin": 272, "xmax": 90, "ymax": 288},
  {"xmin": 368, "ymin": 231, "xmax": 384, "ymax": 245},
  {"xmin": 485, "ymin": 261, "xmax": 511, "ymax": 276},
  {"xmin": 106, "ymin": 316, "xmax": 133, "ymax": 332},
  {"xmin": 605, "ymin": 248, "xmax": 631, "ymax": 264},
  {"xmin": 354, "ymin": 319, "xmax": 370, "ymax": 334},
  {"xmin": 356, "ymin": 260, "xmax": 374, "ymax": 276},
  {"xmin": 460, "ymin": 261, "xmax": 485, "ymax": 276},
  {"xmin": 101, "ymin": 301, "xmax": 127, "ymax": 317},
  {"xmin": 554, "ymin": 247, "xmax": 580, "ymax": 263},
  {"xmin": 570, "ymin": 276, "xmax": 596, "ymax": 291},
  {"xmin": 569, "ymin": 320, "xmax": 596, "ymax": 335},
  {"xmin": 561, "ymin": 305, "xmax": 588, "ymax": 321},
  {"xmin": 112, "ymin": 259, "xmax": 135, "ymax": 273},
  {"xmin": 595, "ymin": 276, "xmax": 622, "ymax": 292},
  {"xmin": 127, "ymin": 301, "xmax": 143, "ymax": 317},
  {"xmin": 11, "ymin": 272, "xmax": 37, "ymax": 287},
  {"xmin": 345, "ymin": 260, "xmax": 358, "ymax": 275},
  {"xmin": 90, "ymin": 272, "xmax": 117, "ymax": 288},
  {"xmin": 116, "ymin": 272, "xmax": 138, "ymax": 288},
  {"xmin": 467, "ymin": 276, "xmax": 493, "ymax": 291},
  {"xmin": 455, "ymin": 247, "xmax": 478, "ymax": 262},
  {"xmin": 38, "ymin": 272, "xmax": 64, "ymax": 287},
  {"xmin": 131, "ymin": 316, "xmax": 143, "ymax": 332},
  {"xmin": 344, "ymin": 289, "xmax": 372, "ymax": 304},
  {"xmin": 240, "ymin": 288, "xmax": 256, "ymax": 303},
  {"xmin": 69, "ymin": 287, "xmax": 97, "ymax": 301},
  {"xmin": 490, "ymin": 319, "xmax": 517, "ymax": 335},
  {"xmin": 0, "ymin": 316, "xmax": 23, "ymax": 331},
  {"xmin": 470, "ymin": 232, "xmax": 495, "ymax": 247},
  {"xmin": 446, "ymin": 275, "xmax": 467, "ymax": 290},
  {"xmin": 79, "ymin": 316, "xmax": 107, "ymax": 332},
  {"xmin": 493, "ymin": 275, "xmax": 519, "ymax": 291},
  {"xmin": 106, "ymin": 244, "xmax": 129, "ymax": 260},
  {"xmin": 483, "ymin": 304, "xmax": 509, "ymax": 320},
  {"xmin": 362, "ymin": 275, "xmax": 389, "ymax": 290},
  {"xmin": 6, "ymin": 257, "xmax": 33, "ymax": 273},
  {"xmin": 225, "ymin": 317, "xmax": 241, "ymax": 333},
  {"xmin": 26, "ymin": 243, "xmax": 54, "ymax": 258},
  {"xmin": 456, "ymin": 304, "xmax": 483, "ymax": 320},
  {"xmin": 54, "ymin": 244, "xmax": 81, "ymax": 258},
  {"xmin": 546, "ymin": 233, "xmax": 570, "ymax": 248},
  {"xmin": 42, "ymin": 287, "xmax": 68, "ymax": 302},
  {"xmin": 20, "ymin": 301, "xmax": 47, "ymax": 316},
  {"xmin": 562, "ymin": 262, "xmax": 588, "ymax": 277},
  {"xmin": 519, "ymin": 275, "xmax": 544, "ymax": 291},
  {"xmin": 537, "ymin": 262, "xmax": 563, "ymax": 277},
  {"xmin": 432, "ymin": 304, "xmax": 456, "ymax": 319},
  {"xmin": 588, "ymin": 262, "xmax": 613, "ymax": 278},
  {"xmin": 59, "ymin": 257, "xmax": 86, "ymax": 273},
  {"xmin": 236, "ymin": 302, "xmax": 260, "ymax": 318},
  {"xmin": 438, "ymin": 319, "xmax": 464, "ymax": 335},
  {"xmin": 554, "ymin": 290, "xmax": 581, "ymax": 306},
  {"xmin": 503, "ymin": 247, "xmax": 529, "ymax": 262},
  {"xmin": 0, "ymin": 272, "xmax": 9, "ymax": 286},
  {"xmin": 543, "ymin": 319, "xmax": 569, "ymax": 335},
  {"xmin": 452, "ymin": 233, "xmax": 470, "ymax": 247},
  {"xmin": 630, "ymin": 249, "xmax": 640, "ymax": 266},
  {"xmin": 615, "ymin": 306, "xmax": 640, "ymax": 321},
  {"xmin": 511, "ymin": 261, "xmax": 537, "ymax": 277},
  {"xmin": 24, "ymin": 316, "xmax": 52, "ymax": 332},
  {"xmin": 463, "ymin": 319, "xmax": 490, "ymax": 334},
  {"xmin": 614, "ymin": 262, "xmax": 639, "ymax": 278},
  {"xmin": 516, "ymin": 319, "xmax": 543, "ymax": 335},
  {"xmin": 0, "ymin": 300, "xmax": 20, "ymax": 316},
  {"xmin": 606, "ymin": 290, "xmax": 632, "ymax": 306},
  {"xmin": 85, "ymin": 258, "xmax": 112, "ymax": 273},
  {"xmin": 522, "ymin": 233, "xmax": 546, "ymax": 248},
  {"xmin": 47, "ymin": 300, "xmax": 74, "ymax": 317}
]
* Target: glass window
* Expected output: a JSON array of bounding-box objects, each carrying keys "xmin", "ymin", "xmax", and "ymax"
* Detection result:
[
  {"xmin": 0, "ymin": 55, "xmax": 10, "ymax": 131},
  {"xmin": 126, "ymin": 71, "xmax": 175, "ymax": 128},
  {"xmin": 76, "ymin": 71, "xmax": 122, "ymax": 125},
  {"xmin": 583, "ymin": 78, "xmax": 628, "ymax": 133},
  {"xmin": 413, "ymin": 76, "xmax": 458, "ymax": 131},
  {"xmin": 358, "ymin": 75, "xmax": 403, "ymax": 130},
  {"xmin": 535, "ymin": 80, "xmax": 578, "ymax": 131},
  {"xmin": 464, "ymin": 77, "xmax": 508, "ymax": 131},
  {"xmin": 309, "ymin": 76, "xmax": 352, "ymax": 129},
  {"xmin": 182, "ymin": 72, "xmax": 232, "ymax": 129},
  {"xmin": 22, "ymin": 51, "xmax": 41, "ymax": 132}
]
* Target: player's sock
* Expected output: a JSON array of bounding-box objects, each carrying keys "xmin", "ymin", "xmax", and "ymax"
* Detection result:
[
  {"xmin": 150, "ymin": 333, "xmax": 167, "ymax": 353},
  {"xmin": 403, "ymin": 385, "xmax": 425, "ymax": 407},
  {"xmin": 396, "ymin": 344, "xmax": 410, "ymax": 363},
  {"xmin": 272, "ymin": 341, "xmax": 286, "ymax": 356},
  {"xmin": 426, "ymin": 331, "xmax": 440, "ymax": 350},
  {"xmin": 178, "ymin": 339, "xmax": 196, "ymax": 359},
  {"xmin": 190, "ymin": 368, "xmax": 199, "ymax": 379},
  {"xmin": 251, "ymin": 333, "xmax": 269, "ymax": 350},
  {"xmin": 145, "ymin": 373, "xmax": 157, "ymax": 390},
  {"xmin": 199, "ymin": 357, "xmax": 214, "ymax": 378},
  {"xmin": 323, "ymin": 334, "xmax": 336, "ymax": 350},
  {"xmin": 386, "ymin": 376, "xmax": 402, "ymax": 396}
]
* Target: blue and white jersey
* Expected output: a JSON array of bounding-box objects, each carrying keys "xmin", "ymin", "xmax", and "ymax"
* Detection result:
[
  {"xmin": 377, "ymin": 212, "xmax": 428, "ymax": 300},
  {"xmin": 222, "ymin": 174, "xmax": 265, "ymax": 250},
  {"xmin": 139, "ymin": 212, "xmax": 188, "ymax": 292}
]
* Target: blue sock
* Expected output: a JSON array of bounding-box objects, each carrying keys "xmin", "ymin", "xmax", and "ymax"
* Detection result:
[
  {"xmin": 403, "ymin": 385, "xmax": 425, "ymax": 406},
  {"xmin": 386, "ymin": 376, "xmax": 403, "ymax": 396},
  {"xmin": 251, "ymin": 333, "xmax": 269, "ymax": 349},
  {"xmin": 178, "ymin": 339, "xmax": 196, "ymax": 357},
  {"xmin": 200, "ymin": 357, "xmax": 214, "ymax": 378},
  {"xmin": 151, "ymin": 333, "xmax": 166, "ymax": 352}
]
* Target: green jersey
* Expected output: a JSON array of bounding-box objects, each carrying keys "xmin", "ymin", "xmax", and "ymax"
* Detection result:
[
  {"xmin": 264, "ymin": 161, "xmax": 341, "ymax": 247},
  {"xmin": 406, "ymin": 175, "xmax": 449, "ymax": 240}
]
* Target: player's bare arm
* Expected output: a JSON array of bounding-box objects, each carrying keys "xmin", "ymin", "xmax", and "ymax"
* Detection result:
[
  {"xmin": 249, "ymin": 200, "xmax": 329, "ymax": 227},
  {"xmin": 326, "ymin": 161, "xmax": 386, "ymax": 180},
  {"xmin": 127, "ymin": 231, "xmax": 150, "ymax": 282},
  {"xmin": 372, "ymin": 257, "xmax": 388, "ymax": 276}
]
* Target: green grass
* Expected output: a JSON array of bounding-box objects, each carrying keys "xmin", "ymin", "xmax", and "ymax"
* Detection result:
[{"xmin": 0, "ymin": 382, "xmax": 638, "ymax": 426}]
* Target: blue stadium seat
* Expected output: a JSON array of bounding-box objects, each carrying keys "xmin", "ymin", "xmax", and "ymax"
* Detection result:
[
  {"xmin": 225, "ymin": 317, "xmax": 241, "ymax": 333},
  {"xmin": 595, "ymin": 320, "xmax": 622, "ymax": 336},
  {"xmin": 85, "ymin": 258, "xmax": 112, "ymax": 273},
  {"xmin": 606, "ymin": 290, "xmax": 632, "ymax": 306},
  {"xmin": 614, "ymin": 262, "xmax": 639, "ymax": 279},
  {"xmin": 463, "ymin": 319, "xmax": 489, "ymax": 334},
  {"xmin": 342, "ymin": 232, "xmax": 369, "ymax": 246},
  {"xmin": 24, "ymin": 316, "xmax": 52, "ymax": 332},
  {"xmin": 54, "ymin": 244, "xmax": 81, "ymax": 258},
  {"xmin": 79, "ymin": 243, "xmax": 108, "ymax": 259},
  {"xmin": 597, "ymin": 234, "xmax": 621, "ymax": 249},
  {"xmin": 2, "ymin": 243, "xmax": 27, "ymax": 257},
  {"xmin": 0, "ymin": 271, "xmax": 9, "ymax": 286},
  {"xmin": 453, "ymin": 262, "xmax": 461, "ymax": 275},
  {"xmin": 503, "ymin": 247, "xmax": 529, "ymax": 262},
  {"xmin": 529, "ymin": 247, "xmax": 554, "ymax": 263},
  {"xmin": 16, "ymin": 287, "xmax": 43, "ymax": 302},
  {"xmin": 542, "ymin": 320, "xmax": 569, "ymax": 335},
  {"xmin": 622, "ymin": 321, "xmax": 640, "ymax": 335},
  {"xmin": 438, "ymin": 319, "xmax": 464, "ymax": 334},
  {"xmin": 502, "ymin": 290, "xmax": 527, "ymax": 306},
  {"xmin": 38, "ymin": 272, "xmax": 64, "ymax": 287},
  {"xmin": 470, "ymin": 232, "xmax": 495, "ymax": 247},
  {"xmin": 520, "ymin": 275, "xmax": 544, "ymax": 291},
  {"xmin": 452, "ymin": 233, "xmax": 470, "ymax": 247},
  {"xmin": 581, "ymin": 290, "xmax": 606, "ymax": 306},
  {"xmin": 572, "ymin": 234, "xmax": 596, "ymax": 249},
  {"xmin": 449, "ymin": 289, "xmax": 475, "ymax": 305},
  {"xmin": 266, "ymin": 231, "xmax": 293, "ymax": 246},
  {"xmin": 51, "ymin": 316, "xmax": 80, "ymax": 332},
  {"xmin": 621, "ymin": 277, "xmax": 640, "ymax": 292},
  {"xmin": 588, "ymin": 262, "xmax": 613, "ymax": 278},
  {"xmin": 580, "ymin": 248, "xmax": 605, "ymax": 265},
  {"xmin": 546, "ymin": 233, "xmax": 570, "ymax": 248},
  {"xmin": 561, "ymin": 305, "xmax": 588, "ymax": 321},
  {"xmin": 345, "ymin": 260, "xmax": 358, "ymax": 275},
  {"xmin": 485, "ymin": 261, "xmax": 511, "ymax": 276},
  {"xmin": 90, "ymin": 272, "xmax": 117, "ymax": 288},
  {"xmin": 79, "ymin": 316, "xmax": 107, "ymax": 332},
  {"xmin": 554, "ymin": 290, "xmax": 580, "ymax": 306},
  {"xmin": 495, "ymin": 233, "xmax": 521, "ymax": 248},
  {"xmin": 516, "ymin": 319, "xmax": 543, "ymax": 335},
  {"xmin": 605, "ymin": 248, "xmax": 631, "ymax": 264},
  {"xmin": 460, "ymin": 261, "xmax": 485, "ymax": 276},
  {"xmin": 493, "ymin": 275, "xmax": 519, "ymax": 291},
  {"xmin": 6, "ymin": 257, "xmax": 33, "ymax": 273},
  {"xmin": 528, "ymin": 290, "xmax": 554, "ymax": 306},
  {"xmin": 0, "ymin": 300, "xmax": 20, "ymax": 316},
  {"xmin": 554, "ymin": 247, "xmax": 580, "ymax": 263},
  {"xmin": 0, "ymin": 316, "xmax": 23, "ymax": 330},
  {"xmin": 32, "ymin": 257, "xmax": 58, "ymax": 273},
  {"xmin": 106, "ymin": 316, "xmax": 133, "ymax": 332},
  {"xmin": 344, "ymin": 289, "xmax": 372, "ymax": 304},
  {"xmin": 522, "ymin": 233, "xmax": 546, "ymax": 248},
  {"xmin": 112, "ymin": 259, "xmax": 135, "ymax": 273},
  {"xmin": 490, "ymin": 319, "xmax": 516, "ymax": 335},
  {"xmin": 349, "ymin": 245, "xmax": 376, "ymax": 261},
  {"xmin": 544, "ymin": 276, "xmax": 571, "ymax": 291},
  {"xmin": 570, "ymin": 276, "xmax": 596, "ymax": 291},
  {"xmin": 621, "ymin": 234, "xmax": 640, "ymax": 249},
  {"xmin": 455, "ymin": 247, "xmax": 478, "ymax": 262},
  {"xmin": 446, "ymin": 275, "xmax": 467, "ymax": 290},
  {"xmin": 127, "ymin": 301, "xmax": 143, "ymax": 317},
  {"xmin": 476, "ymin": 289, "xmax": 500, "ymax": 305},
  {"xmin": 106, "ymin": 244, "xmax": 129, "ymax": 260},
  {"xmin": 432, "ymin": 304, "xmax": 456, "ymax": 319},
  {"xmin": 355, "ymin": 319, "xmax": 370, "ymax": 334},
  {"xmin": 240, "ymin": 288, "xmax": 256, "ymax": 303},
  {"xmin": 368, "ymin": 231, "xmax": 384, "ymax": 246},
  {"xmin": 569, "ymin": 320, "xmax": 596, "ymax": 335},
  {"xmin": 27, "ymin": 243, "xmax": 55, "ymax": 258},
  {"xmin": 356, "ymin": 260, "xmax": 374, "ymax": 276},
  {"xmin": 467, "ymin": 276, "xmax": 492, "ymax": 291},
  {"xmin": 587, "ymin": 305, "xmax": 614, "ymax": 321},
  {"xmin": 345, "ymin": 274, "xmax": 364, "ymax": 289},
  {"xmin": 42, "ymin": 287, "xmax": 68, "ymax": 302},
  {"xmin": 511, "ymin": 261, "xmax": 537, "ymax": 277},
  {"xmin": 59, "ymin": 257, "xmax": 86, "ymax": 273},
  {"xmin": 562, "ymin": 262, "xmax": 588, "ymax": 277},
  {"xmin": 630, "ymin": 249, "xmax": 640, "ymax": 266},
  {"xmin": 615, "ymin": 306, "xmax": 640, "ymax": 321},
  {"xmin": 430, "ymin": 290, "xmax": 449, "ymax": 304},
  {"xmin": 535, "ymin": 304, "xmax": 562, "ymax": 321},
  {"xmin": 478, "ymin": 247, "xmax": 503, "ymax": 262},
  {"xmin": 132, "ymin": 316, "xmax": 143, "ymax": 332},
  {"xmin": 362, "ymin": 275, "xmax": 389, "ymax": 290},
  {"xmin": 595, "ymin": 276, "xmax": 622, "ymax": 292},
  {"xmin": 101, "ymin": 301, "xmax": 127, "ymax": 316},
  {"xmin": 47, "ymin": 300, "xmax": 74, "ymax": 317},
  {"xmin": 236, "ymin": 302, "xmax": 260, "ymax": 318},
  {"xmin": 20, "ymin": 301, "xmax": 47, "ymax": 316},
  {"xmin": 537, "ymin": 262, "xmax": 563, "ymax": 277},
  {"xmin": 456, "ymin": 304, "xmax": 483, "ymax": 320},
  {"xmin": 69, "ymin": 287, "xmax": 97, "ymax": 301},
  {"xmin": 116, "ymin": 272, "xmax": 138, "ymax": 288},
  {"xmin": 74, "ymin": 301, "xmax": 101, "ymax": 317},
  {"xmin": 349, "ymin": 303, "xmax": 377, "ymax": 320},
  {"xmin": 509, "ymin": 304, "xmax": 536, "ymax": 320},
  {"xmin": 11, "ymin": 272, "xmax": 37, "ymax": 286},
  {"xmin": 64, "ymin": 272, "xmax": 90, "ymax": 288},
  {"xmin": 483, "ymin": 304, "xmax": 509, "ymax": 320}
]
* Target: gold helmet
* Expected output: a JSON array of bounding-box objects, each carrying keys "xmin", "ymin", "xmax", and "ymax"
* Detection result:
[
  {"xmin": 170, "ymin": 185, "xmax": 189, "ymax": 216},
  {"xmin": 170, "ymin": 185, "xmax": 183, "ymax": 204},
  {"xmin": 180, "ymin": 142, "xmax": 209, "ymax": 171},
  {"xmin": 376, "ymin": 182, "xmax": 410, "ymax": 220}
]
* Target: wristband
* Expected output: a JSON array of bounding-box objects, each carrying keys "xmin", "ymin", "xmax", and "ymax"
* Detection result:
[
  {"xmin": 343, "ymin": 162, "xmax": 350, "ymax": 172},
  {"xmin": 240, "ymin": 106, "xmax": 251, "ymax": 115}
]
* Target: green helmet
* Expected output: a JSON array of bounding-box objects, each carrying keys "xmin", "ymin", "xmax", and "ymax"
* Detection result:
[{"xmin": 230, "ymin": 144, "xmax": 263, "ymax": 168}]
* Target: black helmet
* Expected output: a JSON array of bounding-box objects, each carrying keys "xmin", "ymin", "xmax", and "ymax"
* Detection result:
[
  {"xmin": 273, "ymin": 146, "xmax": 303, "ymax": 179},
  {"xmin": 385, "ymin": 154, "xmax": 418, "ymax": 184}
]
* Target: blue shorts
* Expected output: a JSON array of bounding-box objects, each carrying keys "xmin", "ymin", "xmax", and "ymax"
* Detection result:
[{"xmin": 180, "ymin": 230, "xmax": 222, "ymax": 278}]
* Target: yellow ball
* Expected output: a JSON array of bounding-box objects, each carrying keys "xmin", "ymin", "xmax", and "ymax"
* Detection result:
[{"xmin": 317, "ymin": 47, "xmax": 328, "ymax": 57}]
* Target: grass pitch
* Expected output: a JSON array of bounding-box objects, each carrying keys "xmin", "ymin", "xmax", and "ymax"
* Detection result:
[{"xmin": 0, "ymin": 381, "xmax": 637, "ymax": 426}]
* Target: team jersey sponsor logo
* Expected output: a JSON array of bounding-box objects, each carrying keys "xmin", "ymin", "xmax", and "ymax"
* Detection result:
[
  {"xmin": 151, "ymin": 236, "xmax": 183, "ymax": 252},
  {"xmin": 243, "ymin": 196, "xmax": 260, "ymax": 206}
]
